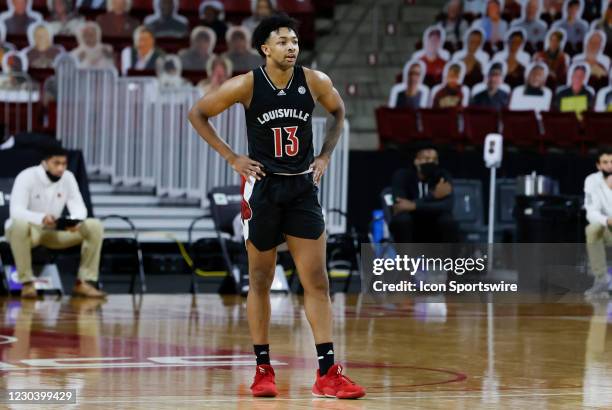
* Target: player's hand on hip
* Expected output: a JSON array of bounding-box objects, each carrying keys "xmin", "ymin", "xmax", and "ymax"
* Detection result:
[
  {"xmin": 310, "ymin": 154, "xmax": 330, "ymax": 185},
  {"xmin": 228, "ymin": 154, "xmax": 266, "ymax": 180}
]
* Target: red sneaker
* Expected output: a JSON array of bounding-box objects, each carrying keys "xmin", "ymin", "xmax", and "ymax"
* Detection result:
[
  {"xmin": 250, "ymin": 364, "xmax": 278, "ymax": 397},
  {"xmin": 312, "ymin": 364, "xmax": 366, "ymax": 399}
]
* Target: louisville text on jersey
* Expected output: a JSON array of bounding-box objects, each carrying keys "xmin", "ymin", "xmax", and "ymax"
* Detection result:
[{"xmin": 256, "ymin": 108, "xmax": 311, "ymax": 125}]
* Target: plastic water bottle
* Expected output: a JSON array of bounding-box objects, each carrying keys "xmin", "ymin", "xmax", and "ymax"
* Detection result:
[{"xmin": 371, "ymin": 209, "xmax": 385, "ymax": 243}]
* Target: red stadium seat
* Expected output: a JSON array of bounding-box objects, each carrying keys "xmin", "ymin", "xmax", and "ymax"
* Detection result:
[
  {"xmin": 27, "ymin": 68, "xmax": 55, "ymax": 86},
  {"xmin": 462, "ymin": 107, "xmax": 500, "ymax": 145},
  {"xmin": 541, "ymin": 111, "xmax": 582, "ymax": 151},
  {"xmin": 501, "ymin": 110, "xmax": 541, "ymax": 147},
  {"xmin": 419, "ymin": 108, "xmax": 461, "ymax": 145},
  {"xmin": 583, "ymin": 111, "xmax": 612, "ymax": 147},
  {"xmin": 375, "ymin": 107, "xmax": 421, "ymax": 148}
]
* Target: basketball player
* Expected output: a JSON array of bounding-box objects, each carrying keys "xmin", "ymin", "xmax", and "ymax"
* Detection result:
[{"xmin": 188, "ymin": 13, "xmax": 365, "ymax": 399}]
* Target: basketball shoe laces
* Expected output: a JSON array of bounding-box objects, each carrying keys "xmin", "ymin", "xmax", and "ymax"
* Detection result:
[
  {"xmin": 329, "ymin": 365, "xmax": 356, "ymax": 387},
  {"xmin": 252, "ymin": 365, "xmax": 275, "ymax": 388}
]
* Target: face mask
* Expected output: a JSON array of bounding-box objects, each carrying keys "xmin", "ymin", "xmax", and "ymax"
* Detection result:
[
  {"xmin": 42, "ymin": 162, "xmax": 62, "ymax": 183},
  {"xmin": 45, "ymin": 170, "xmax": 61, "ymax": 183},
  {"xmin": 418, "ymin": 162, "xmax": 439, "ymax": 181},
  {"xmin": 602, "ymin": 170, "xmax": 612, "ymax": 178}
]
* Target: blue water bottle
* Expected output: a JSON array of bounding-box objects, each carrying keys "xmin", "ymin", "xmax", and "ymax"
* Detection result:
[{"xmin": 371, "ymin": 209, "xmax": 385, "ymax": 243}]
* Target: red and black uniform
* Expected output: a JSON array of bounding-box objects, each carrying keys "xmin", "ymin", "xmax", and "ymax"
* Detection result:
[{"xmin": 241, "ymin": 65, "xmax": 325, "ymax": 251}]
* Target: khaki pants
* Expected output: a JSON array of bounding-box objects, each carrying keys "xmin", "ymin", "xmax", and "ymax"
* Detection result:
[
  {"xmin": 5, "ymin": 218, "xmax": 104, "ymax": 283},
  {"xmin": 585, "ymin": 223, "xmax": 612, "ymax": 280}
]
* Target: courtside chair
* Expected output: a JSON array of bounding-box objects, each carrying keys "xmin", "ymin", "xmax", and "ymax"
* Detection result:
[{"xmin": 99, "ymin": 215, "xmax": 147, "ymax": 294}]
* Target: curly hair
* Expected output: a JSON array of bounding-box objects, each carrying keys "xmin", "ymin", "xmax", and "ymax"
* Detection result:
[{"xmin": 251, "ymin": 12, "xmax": 299, "ymax": 58}]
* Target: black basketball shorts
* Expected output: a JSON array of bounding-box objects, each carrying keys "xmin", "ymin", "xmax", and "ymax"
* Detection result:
[{"xmin": 241, "ymin": 173, "xmax": 326, "ymax": 251}]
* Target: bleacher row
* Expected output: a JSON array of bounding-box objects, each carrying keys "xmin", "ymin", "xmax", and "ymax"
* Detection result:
[
  {"xmin": 1, "ymin": 0, "xmax": 323, "ymax": 50},
  {"xmin": 376, "ymin": 106, "xmax": 611, "ymax": 150}
]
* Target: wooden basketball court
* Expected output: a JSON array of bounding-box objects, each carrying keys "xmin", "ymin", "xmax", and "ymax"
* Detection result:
[{"xmin": 0, "ymin": 294, "xmax": 610, "ymax": 408}]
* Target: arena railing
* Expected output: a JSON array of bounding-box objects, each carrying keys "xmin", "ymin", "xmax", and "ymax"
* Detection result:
[
  {"xmin": 55, "ymin": 55, "xmax": 349, "ymax": 234},
  {"xmin": 0, "ymin": 72, "xmax": 39, "ymax": 136}
]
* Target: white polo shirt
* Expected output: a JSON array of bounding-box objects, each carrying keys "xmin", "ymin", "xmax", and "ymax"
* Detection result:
[
  {"xmin": 5, "ymin": 165, "xmax": 87, "ymax": 231},
  {"xmin": 584, "ymin": 171, "xmax": 612, "ymax": 226}
]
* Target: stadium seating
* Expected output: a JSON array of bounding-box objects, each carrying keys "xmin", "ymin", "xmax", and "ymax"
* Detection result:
[
  {"xmin": 419, "ymin": 108, "xmax": 462, "ymax": 145},
  {"xmin": 501, "ymin": 109, "xmax": 541, "ymax": 148}
]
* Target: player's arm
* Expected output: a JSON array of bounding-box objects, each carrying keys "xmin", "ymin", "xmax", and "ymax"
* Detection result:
[
  {"xmin": 188, "ymin": 73, "xmax": 265, "ymax": 180},
  {"xmin": 305, "ymin": 68, "xmax": 346, "ymax": 184}
]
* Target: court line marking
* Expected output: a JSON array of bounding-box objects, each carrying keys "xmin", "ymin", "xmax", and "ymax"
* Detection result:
[{"xmin": 68, "ymin": 391, "xmax": 587, "ymax": 404}]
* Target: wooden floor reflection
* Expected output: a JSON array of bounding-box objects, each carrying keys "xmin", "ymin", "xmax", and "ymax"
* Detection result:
[{"xmin": 0, "ymin": 294, "xmax": 610, "ymax": 409}]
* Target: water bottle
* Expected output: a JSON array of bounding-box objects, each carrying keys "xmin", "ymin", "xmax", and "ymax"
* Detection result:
[{"xmin": 371, "ymin": 209, "xmax": 385, "ymax": 243}]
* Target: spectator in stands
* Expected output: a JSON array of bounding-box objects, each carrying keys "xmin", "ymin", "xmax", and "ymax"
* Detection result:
[
  {"xmin": 592, "ymin": 0, "xmax": 612, "ymax": 42},
  {"xmin": 121, "ymin": 25, "xmax": 164, "ymax": 75},
  {"xmin": 413, "ymin": 26, "xmax": 449, "ymax": 85},
  {"xmin": 431, "ymin": 61, "xmax": 468, "ymax": 108},
  {"xmin": 4, "ymin": 146, "xmax": 107, "ymax": 299},
  {"xmin": 388, "ymin": 59, "xmax": 429, "ymax": 109},
  {"xmin": 71, "ymin": 22, "xmax": 114, "ymax": 69},
  {"xmin": 144, "ymin": 0, "xmax": 188, "ymax": 38},
  {"xmin": 198, "ymin": 54, "xmax": 232, "ymax": 94},
  {"xmin": 595, "ymin": 69, "xmax": 612, "ymax": 110},
  {"xmin": 503, "ymin": 0, "xmax": 523, "ymax": 21},
  {"xmin": 96, "ymin": 0, "xmax": 140, "ymax": 38},
  {"xmin": 583, "ymin": 147, "xmax": 612, "ymax": 299},
  {"xmin": 509, "ymin": 61, "xmax": 553, "ymax": 111},
  {"xmin": 223, "ymin": 26, "xmax": 262, "ymax": 72},
  {"xmin": 242, "ymin": 0, "xmax": 277, "ymax": 34},
  {"xmin": 452, "ymin": 27, "xmax": 489, "ymax": 86},
  {"xmin": 179, "ymin": 27, "xmax": 216, "ymax": 71},
  {"xmin": 464, "ymin": 0, "xmax": 487, "ymax": 17},
  {"xmin": 542, "ymin": 0, "xmax": 565, "ymax": 23},
  {"xmin": 471, "ymin": 0, "xmax": 508, "ymax": 45},
  {"xmin": 0, "ymin": 22, "xmax": 16, "ymax": 64},
  {"xmin": 572, "ymin": 29, "xmax": 610, "ymax": 81},
  {"xmin": 0, "ymin": 0, "xmax": 43, "ymax": 36},
  {"xmin": 1, "ymin": 51, "xmax": 28, "ymax": 84},
  {"xmin": 470, "ymin": 61, "xmax": 510, "ymax": 109},
  {"xmin": 533, "ymin": 28, "xmax": 570, "ymax": 85},
  {"xmin": 551, "ymin": 0, "xmax": 589, "ymax": 49},
  {"xmin": 198, "ymin": 0, "xmax": 228, "ymax": 44},
  {"xmin": 512, "ymin": 0, "xmax": 549, "ymax": 48},
  {"xmin": 25, "ymin": 22, "xmax": 63, "ymax": 69},
  {"xmin": 47, "ymin": 0, "xmax": 85, "ymax": 36},
  {"xmin": 552, "ymin": 62, "xmax": 594, "ymax": 114},
  {"xmin": 439, "ymin": 0, "xmax": 468, "ymax": 45},
  {"xmin": 493, "ymin": 28, "xmax": 530, "ymax": 87},
  {"xmin": 156, "ymin": 54, "xmax": 189, "ymax": 87},
  {"xmin": 389, "ymin": 144, "xmax": 458, "ymax": 243}
]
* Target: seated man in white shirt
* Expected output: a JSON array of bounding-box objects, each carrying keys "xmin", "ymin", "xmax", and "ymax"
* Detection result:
[
  {"xmin": 584, "ymin": 147, "xmax": 612, "ymax": 299},
  {"xmin": 4, "ymin": 146, "xmax": 106, "ymax": 299}
]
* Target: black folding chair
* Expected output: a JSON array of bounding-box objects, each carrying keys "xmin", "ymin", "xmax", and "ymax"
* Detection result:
[
  {"xmin": 99, "ymin": 215, "xmax": 146, "ymax": 294},
  {"xmin": 326, "ymin": 209, "xmax": 362, "ymax": 293},
  {"xmin": 0, "ymin": 178, "xmax": 14, "ymax": 293},
  {"xmin": 188, "ymin": 185, "xmax": 247, "ymax": 294}
]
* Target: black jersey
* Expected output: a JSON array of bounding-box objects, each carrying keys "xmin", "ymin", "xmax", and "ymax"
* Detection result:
[{"xmin": 245, "ymin": 65, "xmax": 315, "ymax": 174}]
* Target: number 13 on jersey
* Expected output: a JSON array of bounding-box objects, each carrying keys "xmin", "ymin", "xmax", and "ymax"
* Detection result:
[{"xmin": 273, "ymin": 126, "xmax": 299, "ymax": 158}]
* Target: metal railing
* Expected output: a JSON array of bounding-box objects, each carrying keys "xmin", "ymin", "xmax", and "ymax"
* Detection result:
[
  {"xmin": 0, "ymin": 72, "xmax": 38, "ymax": 135},
  {"xmin": 55, "ymin": 55, "xmax": 350, "ymax": 233}
]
